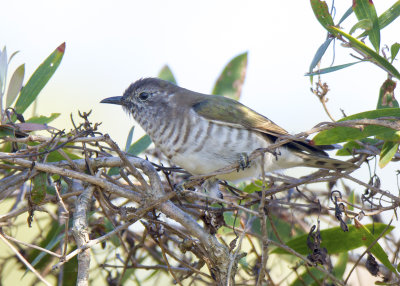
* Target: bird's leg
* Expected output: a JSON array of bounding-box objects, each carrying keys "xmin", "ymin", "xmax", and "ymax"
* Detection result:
[
  {"xmin": 202, "ymin": 178, "xmax": 223, "ymax": 200},
  {"xmin": 174, "ymin": 179, "xmax": 197, "ymax": 195},
  {"xmin": 237, "ymin": 152, "xmax": 251, "ymax": 172},
  {"xmin": 174, "ymin": 178, "xmax": 223, "ymax": 202}
]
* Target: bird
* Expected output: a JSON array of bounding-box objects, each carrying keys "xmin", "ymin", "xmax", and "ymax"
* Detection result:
[{"xmin": 100, "ymin": 78, "xmax": 356, "ymax": 182}]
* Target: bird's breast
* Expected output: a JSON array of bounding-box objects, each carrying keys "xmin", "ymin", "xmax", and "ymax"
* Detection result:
[{"xmin": 144, "ymin": 111, "xmax": 278, "ymax": 179}]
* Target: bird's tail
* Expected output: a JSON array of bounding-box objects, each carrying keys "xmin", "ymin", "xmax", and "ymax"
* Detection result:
[{"xmin": 295, "ymin": 152, "xmax": 358, "ymax": 171}]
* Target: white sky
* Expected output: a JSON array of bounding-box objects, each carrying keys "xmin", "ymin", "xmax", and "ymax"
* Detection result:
[{"xmin": 1, "ymin": 1, "xmax": 399, "ymax": 196}]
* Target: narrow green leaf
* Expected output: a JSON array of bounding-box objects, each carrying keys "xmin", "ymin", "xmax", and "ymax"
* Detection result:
[
  {"xmin": 310, "ymin": 0, "xmax": 334, "ymax": 29},
  {"xmin": 391, "ymin": 42, "xmax": 400, "ymax": 63},
  {"xmin": 28, "ymin": 223, "xmax": 63, "ymax": 270},
  {"xmin": 348, "ymin": 190, "xmax": 355, "ymax": 212},
  {"xmin": 377, "ymin": 0, "xmax": 400, "ymax": 31},
  {"xmin": 329, "ymin": 26, "xmax": 400, "ymax": 80},
  {"xmin": 333, "ymin": 252, "xmax": 349, "ymax": 279},
  {"xmin": 359, "ymin": 1, "xmax": 400, "ymax": 39},
  {"xmin": 8, "ymin": 50, "xmax": 20, "ymax": 65},
  {"xmin": 0, "ymin": 125, "xmax": 18, "ymax": 138},
  {"xmin": 272, "ymin": 223, "xmax": 394, "ymax": 256},
  {"xmin": 290, "ymin": 268, "xmax": 328, "ymax": 286},
  {"xmin": 62, "ymin": 257, "xmax": 78, "ymax": 286},
  {"xmin": 0, "ymin": 46, "xmax": 7, "ymax": 93},
  {"xmin": 377, "ymin": 78, "xmax": 398, "ymax": 109},
  {"xmin": 379, "ymin": 141, "xmax": 399, "ymax": 168},
  {"xmin": 306, "ymin": 61, "xmax": 362, "ymax": 76},
  {"xmin": 26, "ymin": 113, "xmax": 60, "ymax": 124},
  {"xmin": 313, "ymin": 108, "xmax": 400, "ymax": 144},
  {"xmin": 108, "ymin": 134, "xmax": 152, "ymax": 175},
  {"xmin": 46, "ymin": 149, "xmax": 81, "ymax": 162},
  {"xmin": 336, "ymin": 138, "xmax": 379, "ymax": 156},
  {"xmin": 251, "ymin": 213, "xmax": 305, "ymax": 244},
  {"xmin": 127, "ymin": 134, "xmax": 152, "ymax": 155},
  {"xmin": 31, "ymin": 172, "xmax": 47, "ymax": 204},
  {"xmin": 338, "ymin": 6, "xmax": 354, "ymax": 25},
  {"xmin": 212, "ymin": 52, "xmax": 248, "ymax": 100},
  {"xmin": 125, "ymin": 126, "xmax": 135, "ymax": 152},
  {"xmin": 352, "ymin": 0, "xmax": 380, "ymax": 52},
  {"xmin": 349, "ymin": 19, "xmax": 372, "ymax": 35},
  {"xmin": 243, "ymin": 180, "xmax": 263, "ymax": 194},
  {"xmin": 5, "ymin": 64, "xmax": 25, "ymax": 107},
  {"xmin": 158, "ymin": 65, "xmax": 177, "ymax": 84},
  {"xmin": 309, "ymin": 38, "xmax": 333, "ymax": 73},
  {"xmin": 14, "ymin": 42, "xmax": 66, "ymax": 115},
  {"xmin": 354, "ymin": 220, "xmax": 397, "ymax": 273},
  {"xmin": 104, "ymin": 218, "xmax": 121, "ymax": 247}
]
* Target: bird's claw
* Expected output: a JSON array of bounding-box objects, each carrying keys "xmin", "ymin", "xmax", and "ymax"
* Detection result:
[
  {"xmin": 237, "ymin": 152, "xmax": 250, "ymax": 172},
  {"xmin": 174, "ymin": 181, "xmax": 195, "ymax": 196}
]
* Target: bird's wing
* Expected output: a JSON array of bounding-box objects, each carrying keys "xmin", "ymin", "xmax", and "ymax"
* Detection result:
[
  {"xmin": 192, "ymin": 95, "xmax": 331, "ymax": 157},
  {"xmin": 192, "ymin": 95, "xmax": 289, "ymax": 136}
]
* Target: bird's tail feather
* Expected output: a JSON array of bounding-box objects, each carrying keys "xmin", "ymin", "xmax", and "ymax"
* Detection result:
[{"xmin": 295, "ymin": 152, "xmax": 358, "ymax": 171}]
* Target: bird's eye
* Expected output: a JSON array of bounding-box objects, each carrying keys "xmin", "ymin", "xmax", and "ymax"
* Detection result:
[{"xmin": 138, "ymin": 92, "xmax": 150, "ymax": 101}]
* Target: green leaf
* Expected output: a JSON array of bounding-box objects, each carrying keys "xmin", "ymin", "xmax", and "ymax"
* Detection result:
[
  {"xmin": 377, "ymin": 0, "xmax": 400, "ymax": 31},
  {"xmin": 379, "ymin": 141, "xmax": 399, "ymax": 168},
  {"xmin": 349, "ymin": 19, "xmax": 372, "ymax": 35},
  {"xmin": 313, "ymin": 108, "xmax": 400, "ymax": 145},
  {"xmin": 109, "ymin": 135, "xmax": 152, "ymax": 176},
  {"xmin": 5, "ymin": 64, "xmax": 25, "ymax": 107},
  {"xmin": 391, "ymin": 42, "xmax": 400, "ymax": 63},
  {"xmin": 0, "ymin": 125, "xmax": 18, "ymax": 138},
  {"xmin": 125, "ymin": 126, "xmax": 135, "ymax": 152},
  {"xmin": 354, "ymin": 220, "xmax": 397, "ymax": 273},
  {"xmin": 158, "ymin": 65, "xmax": 177, "ymax": 84},
  {"xmin": 28, "ymin": 222, "xmax": 63, "ymax": 270},
  {"xmin": 306, "ymin": 61, "xmax": 362, "ymax": 76},
  {"xmin": 127, "ymin": 134, "xmax": 152, "ymax": 155},
  {"xmin": 329, "ymin": 26, "xmax": 400, "ymax": 80},
  {"xmin": 358, "ymin": 1, "xmax": 400, "ymax": 39},
  {"xmin": 290, "ymin": 267, "xmax": 329, "ymax": 286},
  {"xmin": 348, "ymin": 190, "xmax": 355, "ymax": 212},
  {"xmin": 62, "ymin": 256, "xmax": 78, "ymax": 286},
  {"xmin": 242, "ymin": 180, "xmax": 264, "ymax": 194},
  {"xmin": 31, "ymin": 172, "xmax": 47, "ymax": 204},
  {"xmin": 377, "ymin": 78, "xmax": 398, "ymax": 109},
  {"xmin": 338, "ymin": 6, "xmax": 354, "ymax": 25},
  {"xmin": 26, "ymin": 113, "xmax": 60, "ymax": 124},
  {"xmin": 46, "ymin": 148, "xmax": 81, "ymax": 162},
  {"xmin": 252, "ymin": 213, "xmax": 305, "ymax": 244},
  {"xmin": 212, "ymin": 52, "xmax": 247, "ymax": 100},
  {"xmin": 222, "ymin": 212, "xmax": 240, "ymax": 230},
  {"xmin": 334, "ymin": 252, "xmax": 348, "ymax": 279},
  {"xmin": 272, "ymin": 223, "xmax": 394, "ymax": 257},
  {"xmin": 309, "ymin": 38, "xmax": 334, "ymax": 73},
  {"xmin": 310, "ymin": 0, "xmax": 334, "ymax": 29},
  {"xmin": 336, "ymin": 138, "xmax": 379, "ymax": 156},
  {"xmin": 14, "ymin": 42, "xmax": 66, "ymax": 115},
  {"xmin": 352, "ymin": 0, "xmax": 380, "ymax": 52},
  {"xmin": 0, "ymin": 46, "xmax": 7, "ymax": 94},
  {"xmin": 104, "ymin": 218, "xmax": 120, "ymax": 247}
]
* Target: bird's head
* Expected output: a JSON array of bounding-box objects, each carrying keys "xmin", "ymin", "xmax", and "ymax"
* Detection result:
[{"xmin": 101, "ymin": 78, "xmax": 179, "ymax": 122}]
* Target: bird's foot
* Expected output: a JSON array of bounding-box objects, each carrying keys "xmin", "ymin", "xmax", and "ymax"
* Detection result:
[
  {"xmin": 237, "ymin": 152, "xmax": 250, "ymax": 172},
  {"xmin": 174, "ymin": 181, "xmax": 195, "ymax": 196}
]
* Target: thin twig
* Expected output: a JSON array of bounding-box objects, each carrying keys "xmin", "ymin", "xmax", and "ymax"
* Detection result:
[{"xmin": 0, "ymin": 232, "xmax": 52, "ymax": 286}]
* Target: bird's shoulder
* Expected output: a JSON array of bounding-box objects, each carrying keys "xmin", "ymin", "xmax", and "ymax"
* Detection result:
[{"xmin": 180, "ymin": 92, "xmax": 289, "ymax": 136}]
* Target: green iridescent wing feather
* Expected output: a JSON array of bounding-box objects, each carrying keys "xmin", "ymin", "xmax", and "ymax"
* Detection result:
[{"xmin": 192, "ymin": 96, "xmax": 288, "ymax": 136}]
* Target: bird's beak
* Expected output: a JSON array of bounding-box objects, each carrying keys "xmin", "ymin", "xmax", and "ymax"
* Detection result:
[{"xmin": 100, "ymin": 96, "xmax": 123, "ymax": 105}]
